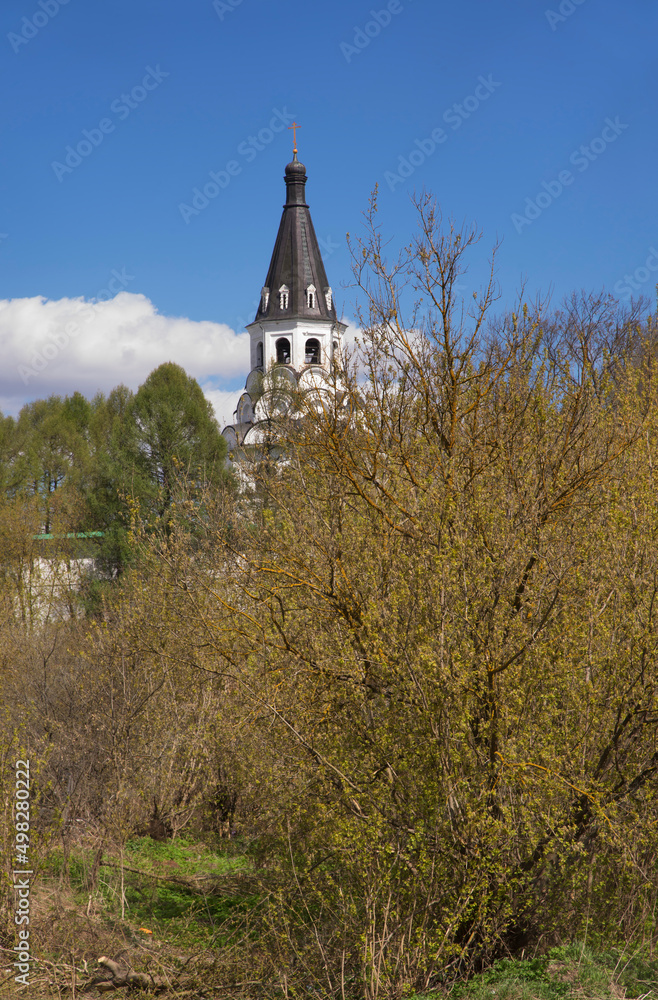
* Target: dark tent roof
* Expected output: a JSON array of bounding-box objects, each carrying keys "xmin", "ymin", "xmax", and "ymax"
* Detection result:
[{"xmin": 254, "ymin": 155, "xmax": 338, "ymax": 324}]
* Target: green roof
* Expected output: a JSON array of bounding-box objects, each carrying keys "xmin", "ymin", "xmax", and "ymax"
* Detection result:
[{"xmin": 33, "ymin": 531, "xmax": 105, "ymax": 540}]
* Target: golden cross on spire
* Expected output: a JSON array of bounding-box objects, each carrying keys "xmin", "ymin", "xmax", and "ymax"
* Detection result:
[{"xmin": 288, "ymin": 121, "xmax": 301, "ymax": 155}]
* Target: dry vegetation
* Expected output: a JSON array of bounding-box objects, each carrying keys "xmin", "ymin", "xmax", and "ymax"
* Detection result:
[{"xmin": 2, "ymin": 196, "xmax": 658, "ymax": 997}]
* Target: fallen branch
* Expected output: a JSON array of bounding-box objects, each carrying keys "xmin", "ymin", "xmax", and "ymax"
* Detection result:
[{"xmin": 87, "ymin": 955, "xmax": 171, "ymax": 994}]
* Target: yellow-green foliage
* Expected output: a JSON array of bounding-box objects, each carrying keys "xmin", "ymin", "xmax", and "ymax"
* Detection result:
[
  {"xmin": 138, "ymin": 198, "xmax": 658, "ymax": 997},
  {"xmin": 2, "ymin": 196, "xmax": 658, "ymax": 998}
]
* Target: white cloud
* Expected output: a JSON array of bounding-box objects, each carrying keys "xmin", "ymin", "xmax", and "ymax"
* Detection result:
[
  {"xmin": 203, "ymin": 387, "xmax": 244, "ymax": 430},
  {"xmin": 0, "ymin": 292, "xmax": 250, "ymax": 420},
  {"xmin": 0, "ymin": 292, "xmax": 366, "ymax": 432},
  {"xmin": 341, "ymin": 319, "xmax": 362, "ymax": 354}
]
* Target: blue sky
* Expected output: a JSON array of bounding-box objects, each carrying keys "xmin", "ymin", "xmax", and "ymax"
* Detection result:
[{"xmin": 1, "ymin": 0, "xmax": 657, "ymax": 423}]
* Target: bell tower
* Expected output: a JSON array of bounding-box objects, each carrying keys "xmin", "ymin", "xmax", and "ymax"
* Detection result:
[
  {"xmin": 245, "ymin": 149, "xmax": 345, "ymax": 374},
  {"xmin": 223, "ymin": 139, "xmax": 347, "ymax": 455}
]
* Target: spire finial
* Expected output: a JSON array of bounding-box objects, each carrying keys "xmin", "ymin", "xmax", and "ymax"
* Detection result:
[{"xmin": 288, "ymin": 121, "xmax": 301, "ymax": 157}]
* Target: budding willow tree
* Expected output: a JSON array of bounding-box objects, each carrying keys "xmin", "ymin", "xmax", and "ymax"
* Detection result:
[{"xmin": 122, "ymin": 195, "xmax": 658, "ymax": 998}]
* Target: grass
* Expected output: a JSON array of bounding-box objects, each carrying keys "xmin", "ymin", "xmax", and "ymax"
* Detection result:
[
  {"xmin": 40, "ymin": 835, "xmax": 252, "ymax": 952},
  {"xmin": 434, "ymin": 943, "xmax": 658, "ymax": 1000},
  {"xmin": 2, "ymin": 834, "xmax": 262, "ymax": 997},
  {"xmin": 18, "ymin": 840, "xmax": 658, "ymax": 998}
]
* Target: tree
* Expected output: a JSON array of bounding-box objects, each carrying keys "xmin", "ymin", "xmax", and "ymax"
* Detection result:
[
  {"xmin": 25, "ymin": 198, "xmax": 655, "ymax": 995},
  {"xmin": 82, "ymin": 368, "xmax": 230, "ymax": 578},
  {"xmin": 131, "ymin": 362, "xmax": 228, "ymax": 519},
  {"xmin": 79, "ymin": 385, "xmax": 144, "ymax": 578},
  {"xmin": 119, "ymin": 194, "xmax": 658, "ymax": 997},
  {"xmin": 11, "ymin": 393, "xmax": 91, "ymax": 534}
]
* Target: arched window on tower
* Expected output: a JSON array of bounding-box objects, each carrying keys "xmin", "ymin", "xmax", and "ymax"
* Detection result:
[
  {"xmin": 278, "ymin": 285, "xmax": 289, "ymax": 309},
  {"xmin": 260, "ymin": 287, "xmax": 270, "ymax": 311},
  {"xmin": 306, "ymin": 284, "xmax": 317, "ymax": 309},
  {"xmin": 256, "ymin": 341, "xmax": 263, "ymax": 368},
  {"xmin": 276, "ymin": 338, "xmax": 291, "ymax": 364},
  {"xmin": 305, "ymin": 338, "xmax": 321, "ymax": 365}
]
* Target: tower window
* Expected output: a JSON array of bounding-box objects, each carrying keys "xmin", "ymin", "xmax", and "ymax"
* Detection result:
[
  {"xmin": 278, "ymin": 285, "xmax": 289, "ymax": 309},
  {"xmin": 306, "ymin": 284, "xmax": 317, "ymax": 309},
  {"xmin": 325, "ymin": 287, "xmax": 333, "ymax": 310},
  {"xmin": 256, "ymin": 341, "xmax": 263, "ymax": 368},
  {"xmin": 261, "ymin": 287, "xmax": 270, "ymax": 311},
  {"xmin": 276, "ymin": 337, "xmax": 291, "ymax": 364},
  {"xmin": 305, "ymin": 338, "xmax": 320, "ymax": 365}
]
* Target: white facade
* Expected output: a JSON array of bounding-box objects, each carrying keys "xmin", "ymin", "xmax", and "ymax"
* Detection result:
[{"xmin": 246, "ymin": 316, "xmax": 342, "ymax": 373}]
